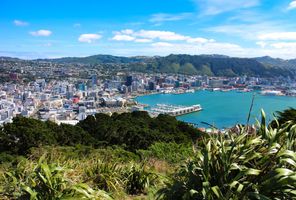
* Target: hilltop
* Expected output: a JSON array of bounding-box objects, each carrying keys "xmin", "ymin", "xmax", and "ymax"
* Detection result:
[
  {"xmin": 34, "ymin": 54, "xmax": 296, "ymax": 77},
  {"xmin": 1, "ymin": 54, "xmax": 296, "ymax": 77}
]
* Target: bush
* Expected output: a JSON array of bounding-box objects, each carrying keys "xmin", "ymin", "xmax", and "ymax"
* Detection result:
[
  {"xmin": 123, "ymin": 163, "xmax": 158, "ymax": 195},
  {"xmin": 84, "ymin": 160, "xmax": 124, "ymax": 193},
  {"xmin": 158, "ymin": 111, "xmax": 296, "ymax": 200},
  {"xmin": 0, "ymin": 152, "xmax": 15, "ymax": 163},
  {"xmin": 138, "ymin": 142, "xmax": 194, "ymax": 164},
  {"xmin": 1, "ymin": 157, "xmax": 112, "ymax": 200}
]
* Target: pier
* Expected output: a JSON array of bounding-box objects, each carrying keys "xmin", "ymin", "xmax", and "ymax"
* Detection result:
[{"xmin": 150, "ymin": 104, "xmax": 202, "ymax": 117}]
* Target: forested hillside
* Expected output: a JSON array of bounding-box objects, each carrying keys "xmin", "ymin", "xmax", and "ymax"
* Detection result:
[
  {"xmin": 0, "ymin": 111, "xmax": 200, "ymax": 154},
  {"xmin": 131, "ymin": 54, "xmax": 294, "ymax": 77}
]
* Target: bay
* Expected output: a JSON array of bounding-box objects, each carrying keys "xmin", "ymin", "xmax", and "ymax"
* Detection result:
[{"xmin": 135, "ymin": 90, "xmax": 296, "ymax": 128}]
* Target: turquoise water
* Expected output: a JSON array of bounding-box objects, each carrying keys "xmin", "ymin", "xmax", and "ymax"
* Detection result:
[{"xmin": 136, "ymin": 90, "xmax": 296, "ymax": 128}]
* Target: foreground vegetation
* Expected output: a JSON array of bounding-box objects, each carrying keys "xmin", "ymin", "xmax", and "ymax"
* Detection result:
[
  {"xmin": 0, "ymin": 112, "xmax": 200, "ymax": 154},
  {"xmin": 0, "ymin": 110, "xmax": 295, "ymax": 199}
]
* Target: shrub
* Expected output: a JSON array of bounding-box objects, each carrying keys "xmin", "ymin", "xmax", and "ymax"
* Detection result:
[
  {"xmin": 1, "ymin": 157, "xmax": 112, "ymax": 200},
  {"xmin": 123, "ymin": 163, "xmax": 158, "ymax": 195},
  {"xmin": 158, "ymin": 111, "xmax": 296, "ymax": 200},
  {"xmin": 138, "ymin": 142, "xmax": 194, "ymax": 164},
  {"xmin": 84, "ymin": 159, "xmax": 124, "ymax": 193}
]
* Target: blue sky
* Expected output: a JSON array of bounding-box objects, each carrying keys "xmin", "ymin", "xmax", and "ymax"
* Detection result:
[{"xmin": 1, "ymin": 0, "xmax": 296, "ymax": 59}]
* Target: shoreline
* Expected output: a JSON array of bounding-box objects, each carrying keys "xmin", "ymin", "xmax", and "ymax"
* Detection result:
[
  {"xmin": 131, "ymin": 87, "xmax": 296, "ymax": 100},
  {"xmin": 133, "ymin": 89, "xmax": 296, "ymax": 129}
]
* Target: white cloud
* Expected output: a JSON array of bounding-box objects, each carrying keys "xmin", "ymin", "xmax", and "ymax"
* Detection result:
[
  {"xmin": 14, "ymin": 20, "xmax": 29, "ymax": 26},
  {"xmin": 149, "ymin": 13, "xmax": 191, "ymax": 23},
  {"xmin": 112, "ymin": 34, "xmax": 135, "ymax": 41},
  {"xmin": 78, "ymin": 34, "xmax": 102, "ymax": 43},
  {"xmin": 65, "ymin": 29, "xmax": 296, "ymax": 59},
  {"xmin": 254, "ymin": 40, "xmax": 296, "ymax": 57},
  {"xmin": 109, "ymin": 30, "xmax": 296, "ymax": 59},
  {"xmin": 134, "ymin": 30, "xmax": 188, "ymax": 41},
  {"xmin": 205, "ymin": 21, "xmax": 290, "ymax": 41},
  {"xmin": 270, "ymin": 42, "xmax": 296, "ymax": 49},
  {"xmin": 258, "ymin": 32, "xmax": 296, "ymax": 40},
  {"xmin": 116, "ymin": 41, "xmax": 296, "ymax": 59},
  {"xmin": 112, "ymin": 29, "xmax": 188, "ymax": 42},
  {"xmin": 256, "ymin": 41, "xmax": 267, "ymax": 48},
  {"xmin": 119, "ymin": 42, "xmax": 245, "ymax": 57},
  {"xmin": 252, "ymin": 46, "xmax": 296, "ymax": 58},
  {"xmin": 112, "ymin": 29, "xmax": 216, "ymax": 45},
  {"xmin": 121, "ymin": 29, "xmax": 134, "ymax": 34},
  {"xmin": 288, "ymin": 1, "xmax": 296, "ymax": 10},
  {"xmin": 134, "ymin": 38, "xmax": 153, "ymax": 43},
  {"xmin": 187, "ymin": 37, "xmax": 215, "ymax": 43},
  {"xmin": 194, "ymin": 0, "xmax": 260, "ymax": 15},
  {"xmin": 151, "ymin": 42, "xmax": 174, "ymax": 47},
  {"xmin": 30, "ymin": 30, "xmax": 52, "ymax": 36}
]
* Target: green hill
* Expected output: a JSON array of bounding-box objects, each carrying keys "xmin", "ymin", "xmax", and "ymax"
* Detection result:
[
  {"xmin": 36, "ymin": 54, "xmax": 149, "ymax": 64},
  {"xmin": 40, "ymin": 54, "xmax": 295, "ymax": 77},
  {"xmin": 130, "ymin": 54, "xmax": 295, "ymax": 77},
  {"xmin": 2, "ymin": 54, "xmax": 296, "ymax": 77}
]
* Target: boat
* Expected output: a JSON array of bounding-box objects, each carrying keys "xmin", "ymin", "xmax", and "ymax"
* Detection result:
[
  {"xmin": 237, "ymin": 88, "xmax": 252, "ymax": 93},
  {"xmin": 211, "ymin": 88, "xmax": 221, "ymax": 92},
  {"xmin": 261, "ymin": 90, "xmax": 283, "ymax": 96},
  {"xmin": 162, "ymin": 90, "xmax": 173, "ymax": 94},
  {"xmin": 185, "ymin": 89, "xmax": 195, "ymax": 93},
  {"xmin": 172, "ymin": 89, "xmax": 185, "ymax": 95}
]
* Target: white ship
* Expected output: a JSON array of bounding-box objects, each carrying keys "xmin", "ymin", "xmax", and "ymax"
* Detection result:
[
  {"xmin": 185, "ymin": 89, "xmax": 195, "ymax": 93},
  {"xmin": 261, "ymin": 90, "xmax": 283, "ymax": 96}
]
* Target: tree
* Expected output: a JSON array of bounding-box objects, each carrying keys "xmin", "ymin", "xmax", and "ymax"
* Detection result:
[{"xmin": 1, "ymin": 116, "xmax": 57, "ymax": 154}]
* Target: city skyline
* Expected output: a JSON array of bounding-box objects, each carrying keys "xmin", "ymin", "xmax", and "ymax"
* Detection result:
[{"xmin": 1, "ymin": 0, "xmax": 296, "ymax": 59}]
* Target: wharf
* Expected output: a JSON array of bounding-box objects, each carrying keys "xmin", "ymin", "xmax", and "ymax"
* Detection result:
[{"xmin": 150, "ymin": 104, "xmax": 202, "ymax": 117}]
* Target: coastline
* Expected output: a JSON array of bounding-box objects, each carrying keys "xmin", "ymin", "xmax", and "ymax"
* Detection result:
[{"xmin": 134, "ymin": 89, "xmax": 296, "ymax": 129}]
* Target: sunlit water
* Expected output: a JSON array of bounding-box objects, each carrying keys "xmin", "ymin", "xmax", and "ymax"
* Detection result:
[{"xmin": 136, "ymin": 90, "xmax": 296, "ymax": 128}]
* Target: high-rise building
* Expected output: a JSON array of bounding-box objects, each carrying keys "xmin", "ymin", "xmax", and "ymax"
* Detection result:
[
  {"xmin": 91, "ymin": 74, "xmax": 97, "ymax": 89},
  {"xmin": 148, "ymin": 82, "xmax": 155, "ymax": 91},
  {"xmin": 126, "ymin": 76, "xmax": 133, "ymax": 87}
]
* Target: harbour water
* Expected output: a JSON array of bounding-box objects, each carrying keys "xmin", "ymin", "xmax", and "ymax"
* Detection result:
[{"xmin": 136, "ymin": 90, "xmax": 296, "ymax": 128}]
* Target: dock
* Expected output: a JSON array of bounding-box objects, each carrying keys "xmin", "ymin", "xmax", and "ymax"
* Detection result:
[{"xmin": 150, "ymin": 104, "xmax": 202, "ymax": 117}]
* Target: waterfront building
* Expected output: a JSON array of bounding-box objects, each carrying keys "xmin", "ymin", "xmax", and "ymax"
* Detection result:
[{"xmin": 209, "ymin": 79, "xmax": 224, "ymax": 88}]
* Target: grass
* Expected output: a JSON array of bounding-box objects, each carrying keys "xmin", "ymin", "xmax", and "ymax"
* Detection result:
[{"xmin": 0, "ymin": 145, "xmax": 170, "ymax": 199}]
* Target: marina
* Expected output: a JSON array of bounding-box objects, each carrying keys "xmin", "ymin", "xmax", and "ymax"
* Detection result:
[
  {"xmin": 136, "ymin": 90, "xmax": 296, "ymax": 128},
  {"xmin": 150, "ymin": 104, "xmax": 202, "ymax": 116}
]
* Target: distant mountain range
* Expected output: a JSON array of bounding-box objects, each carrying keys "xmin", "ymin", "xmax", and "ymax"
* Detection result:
[
  {"xmin": 35, "ymin": 55, "xmax": 151, "ymax": 64},
  {"xmin": 254, "ymin": 56, "xmax": 296, "ymax": 69},
  {"xmin": 1, "ymin": 54, "xmax": 296, "ymax": 78}
]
